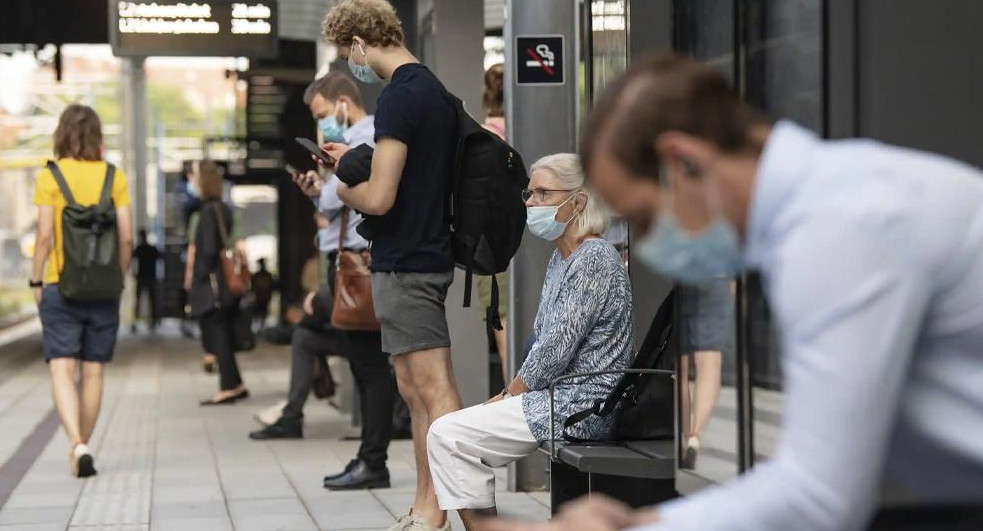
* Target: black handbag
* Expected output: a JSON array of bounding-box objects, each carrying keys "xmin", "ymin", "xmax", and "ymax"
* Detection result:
[
  {"xmin": 312, "ymin": 355, "xmax": 335, "ymax": 399},
  {"xmin": 231, "ymin": 295, "xmax": 256, "ymax": 352},
  {"xmin": 562, "ymin": 288, "xmax": 677, "ymax": 442}
]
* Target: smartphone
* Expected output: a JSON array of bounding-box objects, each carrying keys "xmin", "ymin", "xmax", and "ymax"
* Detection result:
[
  {"xmin": 284, "ymin": 163, "xmax": 300, "ymax": 177},
  {"xmin": 295, "ymin": 137, "xmax": 334, "ymax": 166}
]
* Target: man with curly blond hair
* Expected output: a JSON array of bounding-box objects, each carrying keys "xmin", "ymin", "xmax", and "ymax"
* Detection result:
[{"xmin": 320, "ymin": 2, "xmax": 463, "ymax": 530}]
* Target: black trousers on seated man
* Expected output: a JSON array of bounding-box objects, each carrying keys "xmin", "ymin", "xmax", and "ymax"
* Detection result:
[{"xmin": 280, "ymin": 325, "xmax": 395, "ymax": 475}]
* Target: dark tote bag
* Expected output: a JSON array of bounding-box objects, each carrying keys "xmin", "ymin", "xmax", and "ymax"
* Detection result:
[{"xmin": 230, "ymin": 295, "xmax": 256, "ymax": 353}]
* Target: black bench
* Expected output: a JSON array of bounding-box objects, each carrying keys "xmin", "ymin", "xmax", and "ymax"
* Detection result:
[{"xmin": 543, "ymin": 369, "xmax": 679, "ymax": 513}]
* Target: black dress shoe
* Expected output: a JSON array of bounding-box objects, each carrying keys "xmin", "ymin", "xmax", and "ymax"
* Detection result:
[
  {"xmin": 323, "ymin": 460, "xmax": 390, "ymax": 491},
  {"xmin": 249, "ymin": 417, "xmax": 303, "ymax": 440},
  {"xmin": 323, "ymin": 459, "xmax": 360, "ymax": 484}
]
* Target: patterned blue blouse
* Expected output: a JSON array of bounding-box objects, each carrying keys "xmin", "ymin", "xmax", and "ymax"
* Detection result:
[{"xmin": 518, "ymin": 238, "xmax": 634, "ymax": 442}]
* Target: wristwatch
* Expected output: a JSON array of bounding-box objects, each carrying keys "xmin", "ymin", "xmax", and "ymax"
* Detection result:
[{"xmin": 29, "ymin": 279, "xmax": 43, "ymax": 288}]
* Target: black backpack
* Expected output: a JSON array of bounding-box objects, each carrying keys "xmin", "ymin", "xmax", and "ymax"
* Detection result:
[
  {"xmin": 562, "ymin": 288, "xmax": 678, "ymax": 442},
  {"xmin": 46, "ymin": 161, "xmax": 123, "ymax": 302},
  {"xmin": 443, "ymin": 92, "xmax": 529, "ymax": 328}
]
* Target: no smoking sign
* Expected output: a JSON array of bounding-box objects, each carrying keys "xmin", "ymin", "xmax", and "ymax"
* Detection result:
[{"xmin": 516, "ymin": 35, "xmax": 564, "ymax": 85}]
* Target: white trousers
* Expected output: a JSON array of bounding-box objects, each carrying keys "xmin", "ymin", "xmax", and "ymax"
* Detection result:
[{"xmin": 427, "ymin": 396, "xmax": 539, "ymax": 510}]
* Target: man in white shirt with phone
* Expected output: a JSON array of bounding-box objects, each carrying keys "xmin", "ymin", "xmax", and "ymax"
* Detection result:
[{"xmin": 250, "ymin": 72, "xmax": 397, "ymax": 493}]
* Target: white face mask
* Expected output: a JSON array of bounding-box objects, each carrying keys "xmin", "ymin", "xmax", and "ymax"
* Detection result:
[{"xmin": 526, "ymin": 193, "xmax": 579, "ymax": 241}]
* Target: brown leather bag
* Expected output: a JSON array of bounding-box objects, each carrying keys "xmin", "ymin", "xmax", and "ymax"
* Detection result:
[
  {"xmin": 330, "ymin": 209, "xmax": 380, "ymax": 331},
  {"xmin": 213, "ymin": 202, "xmax": 251, "ymax": 297}
]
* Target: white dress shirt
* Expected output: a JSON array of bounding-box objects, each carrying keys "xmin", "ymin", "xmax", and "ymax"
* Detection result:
[
  {"xmin": 316, "ymin": 114, "xmax": 375, "ymax": 252},
  {"xmin": 648, "ymin": 121, "xmax": 983, "ymax": 531}
]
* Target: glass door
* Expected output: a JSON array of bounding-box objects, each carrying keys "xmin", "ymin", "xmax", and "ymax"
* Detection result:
[
  {"xmin": 672, "ymin": 0, "xmax": 742, "ymax": 489},
  {"xmin": 583, "ymin": 0, "xmax": 630, "ymax": 263}
]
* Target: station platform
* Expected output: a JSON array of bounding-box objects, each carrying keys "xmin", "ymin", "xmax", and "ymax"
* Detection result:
[{"xmin": 0, "ymin": 321, "xmax": 550, "ymax": 531}]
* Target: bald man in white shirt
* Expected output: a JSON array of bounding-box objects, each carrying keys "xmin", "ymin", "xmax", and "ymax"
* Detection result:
[{"xmin": 484, "ymin": 55, "xmax": 983, "ymax": 531}]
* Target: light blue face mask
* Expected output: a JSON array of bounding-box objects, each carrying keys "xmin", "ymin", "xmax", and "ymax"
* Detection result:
[
  {"xmin": 635, "ymin": 211, "xmax": 743, "ymax": 284},
  {"xmin": 318, "ymin": 115, "xmax": 347, "ymax": 143},
  {"xmin": 187, "ymin": 180, "xmax": 200, "ymax": 199},
  {"xmin": 348, "ymin": 42, "xmax": 382, "ymax": 84},
  {"xmin": 527, "ymin": 193, "xmax": 578, "ymax": 241}
]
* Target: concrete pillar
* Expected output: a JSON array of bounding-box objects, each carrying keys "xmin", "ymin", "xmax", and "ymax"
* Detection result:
[
  {"xmin": 417, "ymin": 0, "xmax": 489, "ymax": 409},
  {"xmin": 121, "ymin": 57, "xmax": 148, "ymax": 232},
  {"xmin": 505, "ymin": 0, "xmax": 580, "ymax": 492}
]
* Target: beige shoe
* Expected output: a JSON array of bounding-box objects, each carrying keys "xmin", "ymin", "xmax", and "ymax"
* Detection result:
[
  {"xmin": 401, "ymin": 514, "xmax": 451, "ymax": 531},
  {"xmin": 386, "ymin": 514, "xmax": 412, "ymax": 531},
  {"xmin": 254, "ymin": 400, "xmax": 288, "ymax": 426}
]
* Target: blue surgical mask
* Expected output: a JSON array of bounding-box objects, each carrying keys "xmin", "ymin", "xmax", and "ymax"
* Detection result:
[
  {"xmin": 318, "ymin": 115, "xmax": 347, "ymax": 143},
  {"xmin": 527, "ymin": 194, "xmax": 578, "ymax": 241},
  {"xmin": 635, "ymin": 211, "xmax": 743, "ymax": 284},
  {"xmin": 348, "ymin": 42, "xmax": 382, "ymax": 84},
  {"xmin": 187, "ymin": 180, "xmax": 200, "ymax": 199}
]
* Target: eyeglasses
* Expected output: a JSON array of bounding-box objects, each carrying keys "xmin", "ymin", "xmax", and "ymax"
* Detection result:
[{"xmin": 521, "ymin": 188, "xmax": 578, "ymax": 203}]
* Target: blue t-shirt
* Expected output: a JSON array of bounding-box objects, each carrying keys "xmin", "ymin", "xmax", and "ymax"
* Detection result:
[{"xmin": 371, "ymin": 63, "xmax": 456, "ymax": 273}]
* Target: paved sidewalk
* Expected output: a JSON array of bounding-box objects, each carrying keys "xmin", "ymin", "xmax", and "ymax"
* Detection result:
[{"xmin": 0, "ymin": 324, "xmax": 550, "ymax": 530}]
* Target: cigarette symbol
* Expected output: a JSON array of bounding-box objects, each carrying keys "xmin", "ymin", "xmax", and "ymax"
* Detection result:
[{"xmin": 525, "ymin": 44, "xmax": 556, "ymax": 76}]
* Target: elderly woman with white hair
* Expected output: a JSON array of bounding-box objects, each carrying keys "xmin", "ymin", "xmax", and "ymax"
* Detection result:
[{"xmin": 427, "ymin": 153, "xmax": 634, "ymax": 530}]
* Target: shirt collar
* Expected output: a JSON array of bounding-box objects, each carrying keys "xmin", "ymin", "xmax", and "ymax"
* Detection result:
[
  {"xmin": 343, "ymin": 114, "xmax": 374, "ymax": 144},
  {"xmin": 743, "ymin": 120, "xmax": 820, "ymax": 269}
]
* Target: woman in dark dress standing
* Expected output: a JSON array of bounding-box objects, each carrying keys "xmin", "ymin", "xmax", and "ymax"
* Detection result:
[{"xmin": 186, "ymin": 160, "xmax": 249, "ymax": 405}]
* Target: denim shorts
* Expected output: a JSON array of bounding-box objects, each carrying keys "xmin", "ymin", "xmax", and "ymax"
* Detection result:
[
  {"xmin": 371, "ymin": 271, "xmax": 454, "ymax": 356},
  {"xmin": 39, "ymin": 285, "xmax": 121, "ymax": 363}
]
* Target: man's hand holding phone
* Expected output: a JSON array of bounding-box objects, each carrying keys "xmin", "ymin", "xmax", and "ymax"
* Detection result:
[
  {"xmin": 291, "ymin": 169, "xmax": 323, "ymax": 198},
  {"xmin": 322, "ymin": 142, "xmax": 352, "ymax": 166}
]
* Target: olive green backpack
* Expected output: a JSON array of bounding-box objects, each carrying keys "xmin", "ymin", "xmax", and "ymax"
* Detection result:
[{"xmin": 47, "ymin": 161, "xmax": 123, "ymax": 301}]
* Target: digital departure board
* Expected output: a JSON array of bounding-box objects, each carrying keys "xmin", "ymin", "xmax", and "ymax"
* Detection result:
[{"xmin": 109, "ymin": 1, "xmax": 278, "ymax": 57}]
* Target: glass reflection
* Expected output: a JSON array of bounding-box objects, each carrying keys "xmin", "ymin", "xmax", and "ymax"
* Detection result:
[
  {"xmin": 677, "ymin": 278, "xmax": 736, "ymax": 482},
  {"xmin": 743, "ymin": 0, "xmax": 822, "ymax": 464},
  {"xmin": 587, "ymin": 0, "xmax": 630, "ymax": 259},
  {"xmin": 672, "ymin": 0, "xmax": 740, "ymax": 486}
]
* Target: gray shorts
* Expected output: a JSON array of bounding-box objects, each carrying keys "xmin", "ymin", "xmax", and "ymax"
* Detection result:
[{"xmin": 371, "ymin": 271, "xmax": 454, "ymax": 356}]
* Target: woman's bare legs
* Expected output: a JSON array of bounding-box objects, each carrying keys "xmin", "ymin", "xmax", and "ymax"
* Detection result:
[
  {"xmin": 690, "ymin": 350, "xmax": 722, "ymax": 440},
  {"xmin": 678, "ymin": 353, "xmax": 692, "ymax": 458}
]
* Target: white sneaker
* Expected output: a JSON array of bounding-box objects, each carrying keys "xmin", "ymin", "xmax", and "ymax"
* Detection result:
[{"xmin": 254, "ymin": 400, "xmax": 288, "ymax": 426}]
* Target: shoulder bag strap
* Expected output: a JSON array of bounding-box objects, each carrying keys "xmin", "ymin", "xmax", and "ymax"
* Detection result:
[
  {"xmin": 45, "ymin": 161, "xmax": 78, "ymax": 206},
  {"xmin": 561, "ymin": 398, "xmax": 611, "ymax": 443},
  {"xmin": 336, "ymin": 207, "xmax": 350, "ymax": 254},
  {"xmin": 98, "ymin": 163, "xmax": 116, "ymax": 209},
  {"xmin": 213, "ymin": 201, "xmax": 231, "ymax": 248}
]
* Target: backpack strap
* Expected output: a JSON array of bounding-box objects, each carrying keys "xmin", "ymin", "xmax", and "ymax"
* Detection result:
[
  {"xmin": 463, "ymin": 264, "xmax": 473, "ymax": 308},
  {"xmin": 46, "ymin": 161, "xmax": 78, "ymax": 207},
  {"xmin": 561, "ymin": 398, "xmax": 609, "ymax": 443},
  {"xmin": 486, "ymin": 274, "xmax": 503, "ymax": 331},
  {"xmin": 337, "ymin": 207, "xmax": 349, "ymax": 254},
  {"xmin": 98, "ymin": 163, "xmax": 116, "ymax": 209}
]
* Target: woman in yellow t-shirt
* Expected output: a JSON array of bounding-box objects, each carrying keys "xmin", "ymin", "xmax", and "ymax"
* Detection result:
[{"xmin": 30, "ymin": 104, "xmax": 133, "ymax": 478}]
